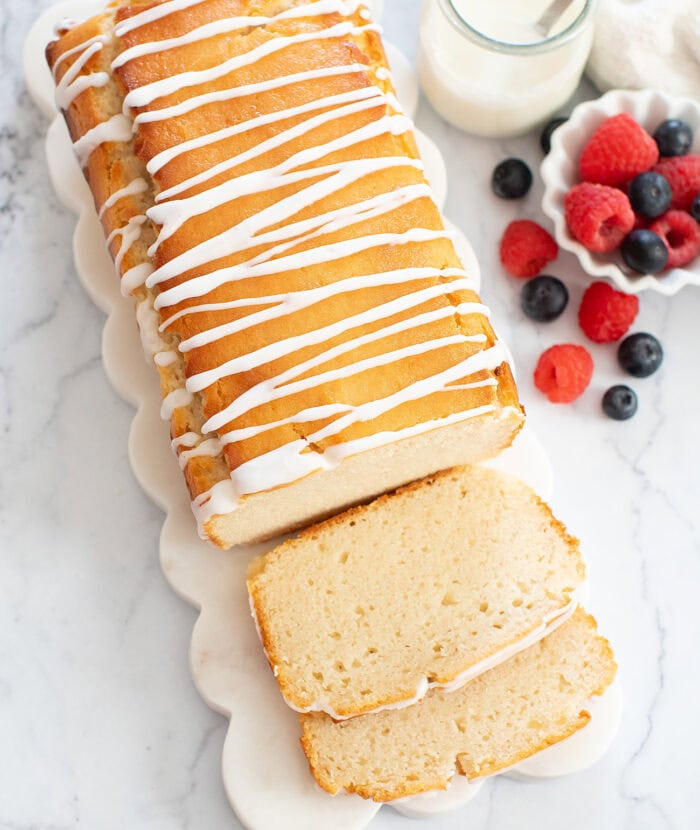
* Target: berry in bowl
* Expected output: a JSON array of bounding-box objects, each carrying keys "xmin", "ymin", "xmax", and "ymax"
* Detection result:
[{"xmin": 541, "ymin": 89, "xmax": 700, "ymax": 295}]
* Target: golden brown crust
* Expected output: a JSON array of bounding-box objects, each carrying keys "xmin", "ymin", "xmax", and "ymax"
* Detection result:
[{"xmin": 47, "ymin": 1, "xmax": 524, "ymax": 547}]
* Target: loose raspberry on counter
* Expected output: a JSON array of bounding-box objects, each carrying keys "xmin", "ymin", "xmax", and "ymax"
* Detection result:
[
  {"xmin": 579, "ymin": 114, "xmax": 659, "ymax": 187},
  {"xmin": 499, "ymin": 220, "xmax": 558, "ymax": 278},
  {"xmin": 652, "ymin": 155, "xmax": 700, "ymax": 210},
  {"xmin": 650, "ymin": 210, "xmax": 700, "ymax": 268},
  {"xmin": 578, "ymin": 281, "xmax": 640, "ymax": 343},
  {"xmin": 534, "ymin": 344, "xmax": 594, "ymax": 403},
  {"xmin": 565, "ymin": 182, "xmax": 635, "ymax": 252}
]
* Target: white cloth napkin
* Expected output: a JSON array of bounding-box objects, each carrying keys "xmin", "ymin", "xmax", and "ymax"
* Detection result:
[{"xmin": 587, "ymin": 0, "xmax": 700, "ymax": 98}]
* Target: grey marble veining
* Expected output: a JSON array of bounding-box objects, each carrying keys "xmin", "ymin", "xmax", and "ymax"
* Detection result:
[{"xmin": 2, "ymin": 1, "xmax": 699, "ymax": 828}]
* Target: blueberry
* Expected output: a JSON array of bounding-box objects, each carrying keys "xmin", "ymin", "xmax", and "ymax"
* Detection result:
[
  {"xmin": 602, "ymin": 385, "xmax": 638, "ymax": 420},
  {"xmin": 628, "ymin": 172, "xmax": 672, "ymax": 218},
  {"xmin": 621, "ymin": 230, "xmax": 669, "ymax": 274},
  {"xmin": 491, "ymin": 158, "xmax": 533, "ymax": 199},
  {"xmin": 540, "ymin": 117, "xmax": 568, "ymax": 154},
  {"xmin": 618, "ymin": 332, "xmax": 663, "ymax": 378},
  {"xmin": 521, "ymin": 275, "xmax": 569, "ymax": 322},
  {"xmin": 691, "ymin": 193, "xmax": 700, "ymax": 223},
  {"xmin": 653, "ymin": 119, "xmax": 693, "ymax": 157}
]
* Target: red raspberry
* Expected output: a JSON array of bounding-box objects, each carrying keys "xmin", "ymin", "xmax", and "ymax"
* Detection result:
[
  {"xmin": 499, "ymin": 220, "xmax": 558, "ymax": 278},
  {"xmin": 534, "ymin": 345, "xmax": 594, "ymax": 403},
  {"xmin": 652, "ymin": 155, "xmax": 700, "ymax": 211},
  {"xmin": 579, "ymin": 114, "xmax": 658, "ymax": 187},
  {"xmin": 649, "ymin": 210, "xmax": 700, "ymax": 268},
  {"xmin": 633, "ymin": 213, "xmax": 651, "ymax": 231},
  {"xmin": 578, "ymin": 281, "xmax": 639, "ymax": 343},
  {"xmin": 565, "ymin": 182, "xmax": 635, "ymax": 252}
]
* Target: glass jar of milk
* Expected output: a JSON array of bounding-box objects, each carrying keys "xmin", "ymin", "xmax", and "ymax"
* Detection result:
[{"xmin": 418, "ymin": 0, "xmax": 596, "ymax": 137}]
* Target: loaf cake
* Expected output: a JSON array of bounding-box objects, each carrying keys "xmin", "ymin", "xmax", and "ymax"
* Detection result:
[
  {"xmin": 46, "ymin": 0, "xmax": 524, "ymax": 548},
  {"xmin": 248, "ymin": 465, "xmax": 586, "ymax": 718},
  {"xmin": 300, "ymin": 609, "xmax": 617, "ymax": 801}
]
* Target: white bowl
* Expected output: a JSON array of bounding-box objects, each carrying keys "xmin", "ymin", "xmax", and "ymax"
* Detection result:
[{"xmin": 541, "ymin": 88, "xmax": 700, "ymax": 296}]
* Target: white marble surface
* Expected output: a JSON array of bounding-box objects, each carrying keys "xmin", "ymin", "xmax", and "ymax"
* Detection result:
[{"xmin": 2, "ymin": 1, "xmax": 699, "ymax": 828}]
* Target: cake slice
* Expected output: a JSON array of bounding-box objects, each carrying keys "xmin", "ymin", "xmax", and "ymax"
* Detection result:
[
  {"xmin": 248, "ymin": 466, "xmax": 585, "ymax": 719},
  {"xmin": 300, "ymin": 609, "xmax": 616, "ymax": 801},
  {"xmin": 46, "ymin": 0, "xmax": 523, "ymax": 548}
]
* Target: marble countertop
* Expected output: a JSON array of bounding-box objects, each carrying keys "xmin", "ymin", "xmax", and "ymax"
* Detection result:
[{"xmin": 2, "ymin": 1, "xmax": 699, "ymax": 828}]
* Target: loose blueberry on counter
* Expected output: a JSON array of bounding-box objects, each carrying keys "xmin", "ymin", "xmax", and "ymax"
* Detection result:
[
  {"xmin": 491, "ymin": 158, "xmax": 533, "ymax": 199},
  {"xmin": 521, "ymin": 275, "xmax": 569, "ymax": 322},
  {"xmin": 540, "ymin": 117, "xmax": 568, "ymax": 154},
  {"xmin": 653, "ymin": 119, "xmax": 693, "ymax": 157},
  {"xmin": 628, "ymin": 172, "xmax": 672, "ymax": 218},
  {"xmin": 621, "ymin": 229, "xmax": 669, "ymax": 274},
  {"xmin": 618, "ymin": 332, "xmax": 664, "ymax": 378},
  {"xmin": 602, "ymin": 385, "xmax": 638, "ymax": 420},
  {"xmin": 691, "ymin": 193, "xmax": 700, "ymax": 223}
]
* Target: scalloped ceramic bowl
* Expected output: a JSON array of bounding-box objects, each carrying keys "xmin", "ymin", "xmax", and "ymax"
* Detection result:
[{"xmin": 541, "ymin": 88, "xmax": 700, "ymax": 296}]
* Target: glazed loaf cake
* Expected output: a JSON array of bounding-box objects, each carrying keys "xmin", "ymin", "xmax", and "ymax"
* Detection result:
[
  {"xmin": 46, "ymin": 0, "xmax": 524, "ymax": 548},
  {"xmin": 248, "ymin": 465, "xmax": 586, "ymax": 718},
  {"xmin": 300, "ymin": 609, "xmax": 617, "ymax": 801}
]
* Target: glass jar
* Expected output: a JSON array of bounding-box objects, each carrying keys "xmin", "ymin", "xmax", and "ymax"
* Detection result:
[{"xmin": 418, "ymin": 0, "xmax": 596, "ymax": 137}]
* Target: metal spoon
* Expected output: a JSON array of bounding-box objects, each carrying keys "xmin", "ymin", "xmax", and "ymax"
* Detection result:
[{"xmin": 535, "ymin": 0, "xmax": 576, "ymax": 36}]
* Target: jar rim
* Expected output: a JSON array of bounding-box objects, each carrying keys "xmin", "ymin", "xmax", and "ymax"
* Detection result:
[{"xmin": 437, "ymin": 0, "xmax": 595, "ymax": 55}]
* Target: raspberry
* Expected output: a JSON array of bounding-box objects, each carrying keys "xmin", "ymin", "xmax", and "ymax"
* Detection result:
[
  {"xmin": 579, "ymin": 114, "xmax": 658, "ymax": 187},
  {"xmin": 499, "ymin": 220, "xmax": 558, "ymax": 278},
  {"xmin": 578, "ymin": 281, "xmax": 639, "ymax": 343},
  {"xmin": 534, "ymin": 345, "xmax": 594, "ymax": 403},
  {"xmin": 649, "ymin": 210, "xmax": 700, "ymax": 268},
  {"xmin": 564, "ymin": 183, "xmax": 635, "ymax": 252},
  {"xmin": 633, "ymin": 213, "xmax": 651, "ymax": 231},
  {"xmin": 652, "ymin": 155, "xmax": 700, "ymax": 210}
]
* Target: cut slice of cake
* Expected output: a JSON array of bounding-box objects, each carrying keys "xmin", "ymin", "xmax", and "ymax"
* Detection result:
[
  {"xmin": 300, "ymin": 609, "xmax": 617, "ymax": 801},
  {"xmin": 248, "ymin": 465, "xmax": 586, "ymax": 719}
]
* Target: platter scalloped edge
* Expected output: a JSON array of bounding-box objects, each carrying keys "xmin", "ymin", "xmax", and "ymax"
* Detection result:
[{"xmin": 25, "ymin": 4, "xmax": 620, "ymax": 828}]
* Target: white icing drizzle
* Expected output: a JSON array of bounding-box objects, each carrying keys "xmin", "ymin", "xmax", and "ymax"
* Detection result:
[
  {"xmin": 153, "ymin": 96, "xmax": 402, "ymax": 206},
  {"xmin": 161, "ymin": 387, "xmax": 194, "ymax": 420},
  {"xmin": 114, "ymin": 1, "xmax": 366, "ymax": 68},
  {"xmin": 146, "ymin": 84, "xmax": 384, "ymax": 176},
  {"xmin": 106, "ymin": 215, "xmax": 147, "ymax": 272},
  {"xmin": 55, "ymin": 40, "xmax": 109, "ymax": 109},
  {"xmin": 114, "ymin": 0, "xmax": 214, "ymax": 37},
  {"xmin": 177, "ymin": 438, "xmax": 224, "ymax": 470},
  {"xmin": 192, "ymin": 404, "xmax": 520, "ymax": 532},
  {"xmin": 167, "ymin": 261, "xmax": 461, "ymax": 348},
  {"xmin": 54, "ymin": 17, "xmax": 79, "ymax": 36},
  {"xmin": 135, "ymin": 296, "xmax": 166, "ymax": 359},
  {"xmin": 121, "ymin": 263, "xmax": 154, "ymax": 296},
  {"xmin": 154, "ymin": 350, "xmax": 178, "ymax": 367},
  {"xmin": 159, "ymin": 263, "xmax": 452, "ymax": 331},
  {"xmin": 171, "ymin": 432, "xmax": 201, "ymax": 451},
  {"xmin": 112, "ymin": 15, "xmax": 270, "ymax": 69},
  {"xmin": 209, "ymin": 343, "xmax": 509, "ymax": 497},
  {"xmin": 51, "ymin": 33, "xmax": 109, "ymax": 76},
  {"xmin": 188, "ymin": 284, "xmax": 482, "ymax": 398},
  {"xmin": 60, "ymin": 0, "xmax": 513, "ymax": 520},
  {"xmin": 72, "ymin": 114, "xmax": 133, "ymax": 168},
  {"xmin": 122, "ymin": 19, "xmax": 378, "ymax": 111},
  {"xmin": 134, "ymin": 63, "xmax": 370, "ymax": 127},
  {"xmin": 98, "ymin": 178, "xmax": 149, "ymax": 219}
]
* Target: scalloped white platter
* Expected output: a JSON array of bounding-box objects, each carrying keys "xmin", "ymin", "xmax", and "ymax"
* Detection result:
[{"xmin": 26, "ymin": 3, "xmax": 621, "ymax": 828}]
